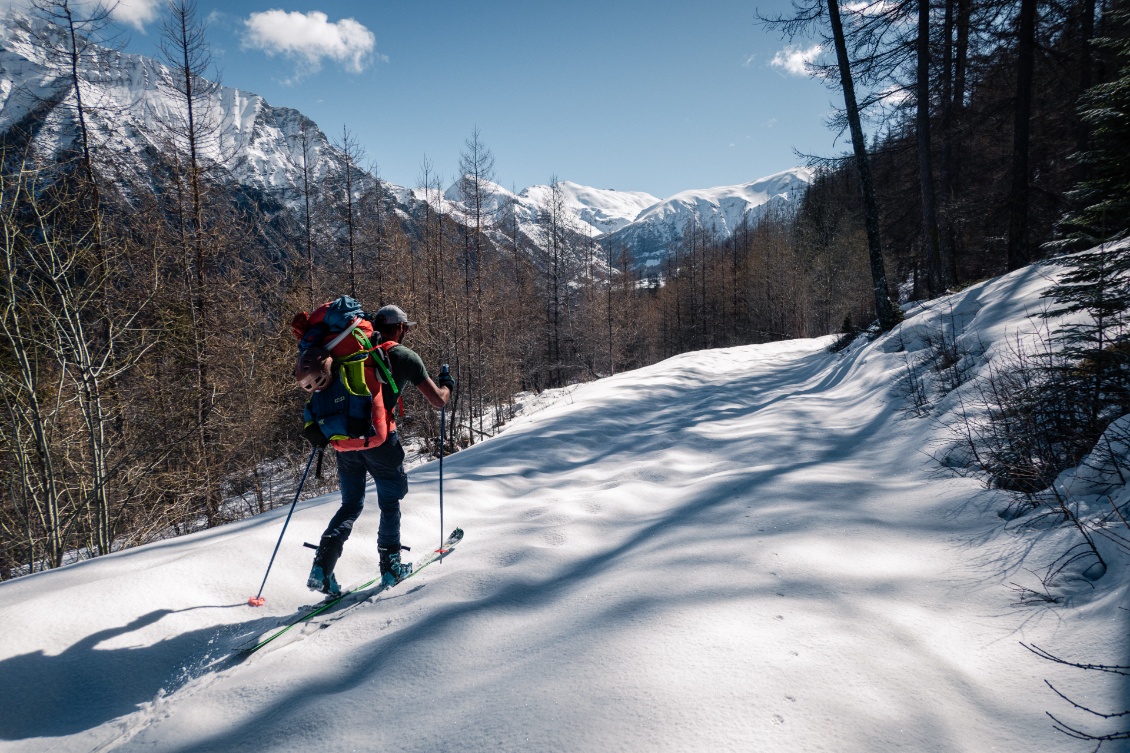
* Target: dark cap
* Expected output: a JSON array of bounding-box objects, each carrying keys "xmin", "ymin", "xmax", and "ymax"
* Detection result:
[{"xmin": 373, "ymin": 304, "xmax": 416, "ymax": 327}]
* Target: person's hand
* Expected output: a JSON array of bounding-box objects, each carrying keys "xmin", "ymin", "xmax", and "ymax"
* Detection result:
[
  {"xmin": 304, "ymin": 423, "xmax": 329, "ymax": 448},
  {"xmin": 437, "ymin": 365, "xmax": 455, "ymax": 391}
]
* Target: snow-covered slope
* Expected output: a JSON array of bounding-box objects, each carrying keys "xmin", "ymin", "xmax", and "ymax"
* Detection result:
[
  {"xmin": 1, "ymin": 261, "xmax": 1126, "ymax": 753},
  {"xmin": 518, "ymin": 180, "xmax": 661, "ymax": 235}
]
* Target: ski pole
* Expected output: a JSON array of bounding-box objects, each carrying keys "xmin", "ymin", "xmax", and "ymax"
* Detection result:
[
  {"xmin": 248, "ymin": 446, "xmax": 317, "ymax": 607},
  {"xmin": 438, "ymin": 364, "xmax": 448, "ymax": 555}
]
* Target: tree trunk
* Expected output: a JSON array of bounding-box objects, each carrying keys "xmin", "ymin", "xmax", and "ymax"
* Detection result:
[
  {"xmin": 1007, "ymin": 0, "xmax": 1038, "ymax": 271},
  {"xmin": 918, "ymin": 0, "xmax": 945, "ymax": 297},
  {"xmin": 827, "ymin": 0, "xmax": 899, "ymax": 328}
]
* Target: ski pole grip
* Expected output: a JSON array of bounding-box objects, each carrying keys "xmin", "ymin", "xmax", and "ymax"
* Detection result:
[{"xmin": 440, "ymin": 363, "xmax": 449, "ymax": 376}]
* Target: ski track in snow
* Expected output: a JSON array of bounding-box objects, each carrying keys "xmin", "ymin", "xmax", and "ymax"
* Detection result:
[{"xmin": 1, "ymin": 263, "xmax": 1128, "ymax": 752}]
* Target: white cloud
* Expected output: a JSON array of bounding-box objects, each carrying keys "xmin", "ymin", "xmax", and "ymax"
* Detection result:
[
  {"xmin": 111, "ymin": 0, "xmax": 161, "ymax": 31},
  {"xmin": 770, "ymin": 44, "xmax": 823, "ymax": 77},
  {"xmin": 0, "ymin": 0, "xmax": 159, "ymax": 31},
  {"xmin": 742, "ymin": 54, "xmax": 756, "ymax": 68},
  {"xmin": 241, "ymin": 10, "xmax": 378, "ymax": 77}
]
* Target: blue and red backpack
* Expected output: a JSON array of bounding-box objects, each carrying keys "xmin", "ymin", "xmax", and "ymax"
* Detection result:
[{"xmin": 291, "ymin": 296, "xmax": 400, "ymax": 451}]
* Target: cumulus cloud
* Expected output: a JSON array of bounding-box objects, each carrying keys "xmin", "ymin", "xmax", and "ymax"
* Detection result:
[
  {"xmin": 111, "ymin": 0, "xmax": 162, "ymax": 31},
  {"xmin": 241, "ymin": 10, "xmax": 378, "ymax": 77},
  {"xmin": 770, "ymin": 44, "xmax": 823, "ymax": 77}
]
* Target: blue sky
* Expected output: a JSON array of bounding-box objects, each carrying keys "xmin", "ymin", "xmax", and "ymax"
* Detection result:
[{"xmin": 114, "ymin": 0, "xmax": 834, "ymax": 199}]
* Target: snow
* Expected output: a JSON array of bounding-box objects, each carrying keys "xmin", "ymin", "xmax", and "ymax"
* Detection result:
[{"xmin": 1, "ymin": 265, "xmax": 1128, "ymax": 752}]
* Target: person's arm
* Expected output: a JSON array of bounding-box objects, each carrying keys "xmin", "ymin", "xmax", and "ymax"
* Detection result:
[
  {"xmin": 416, "ymin": 378, "xmax": 450, "ymax": 408},
  {"xmin": 394, "ymin": 346, "xmax": 453, "ymax": 408}
]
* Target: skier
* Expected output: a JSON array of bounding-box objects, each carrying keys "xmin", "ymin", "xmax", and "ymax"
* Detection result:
[{"xmin": 296, "ymin": 303, "xmax": 454, "ymax": 596}]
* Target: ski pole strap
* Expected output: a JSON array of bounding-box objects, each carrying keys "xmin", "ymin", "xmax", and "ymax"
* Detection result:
[{"xmin": 315, "ymin": 447, "xmax": 325, "ymax": 479}]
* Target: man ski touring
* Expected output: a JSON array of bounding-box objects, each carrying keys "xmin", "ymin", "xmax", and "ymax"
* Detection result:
[{"xmin": 293, "ymin": 302, "xmax": 454, "ymax": 596}]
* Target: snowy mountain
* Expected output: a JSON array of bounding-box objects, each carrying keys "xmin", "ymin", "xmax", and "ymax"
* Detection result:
[
  {"xmin": 437, "ymin": 169, "xmax": 813, "ymax": 268},
  {"xmin": 0, "ymin": 11, "xmax": 809, "ymax": 270},
  {"xmin": 1, "ymin": 260, "xmax": 1126, "ymax": 752},
  {"xmin": 0, "ymin": 12, "xmax": 399, "ymax": 212},
  {"xmin": 603, "ymin": 167, "xmax": 814, "ymax": 268},
  {"xmin": 519, "ymin": 181, "xmax": 662, "ymax": 236},
  {"xmin": 440, "ymin": 178, "xmax": 660, "ymax": 237}
]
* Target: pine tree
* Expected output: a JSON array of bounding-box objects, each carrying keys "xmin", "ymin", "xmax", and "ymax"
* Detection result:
[
  {"xmin": 1043, "ymin": 7, "xmax": 1130, "ymax": 441},
  {"xmin": 1058, "ymin": 7, "xmax": 1130, "ymax": 249}
]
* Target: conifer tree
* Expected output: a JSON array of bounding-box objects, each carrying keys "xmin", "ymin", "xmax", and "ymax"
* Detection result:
[
  {"xmin": 1057, "ymin": 6, "xmax": 1130, "ymax": 249},
  {"xmin": 1042, "ymin": 6, "xmax": 1130, "ymax": 441}
]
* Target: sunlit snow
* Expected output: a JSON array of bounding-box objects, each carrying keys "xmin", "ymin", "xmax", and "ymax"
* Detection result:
[{"xmin": 1, "ymin": 262, "xmax": 1127, "ymax": 752}]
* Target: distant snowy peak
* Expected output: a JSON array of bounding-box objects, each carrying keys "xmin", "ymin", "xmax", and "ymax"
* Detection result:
[
  {"xmin": 438, "ymin": 169, "xmax": 812, "ymax": 252},
  {"xmin": 520, "ymin": 181, "xmax": 661, "ymax": 236},
  {"xmin": 437, "ymin": 178, "xmax": 658, "ymax": 237},
  {"xmin": 633, "ymin": 168, "xmax": 815, "ymax": 235},
  {"xmin": 602, "ymin": 168, "xmax": 815, "ymax": 267}
]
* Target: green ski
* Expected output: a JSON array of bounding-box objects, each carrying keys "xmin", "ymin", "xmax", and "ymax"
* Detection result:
[{"xmin": 240, "ymin": 527, "xmax": 464, "ymax": 653}]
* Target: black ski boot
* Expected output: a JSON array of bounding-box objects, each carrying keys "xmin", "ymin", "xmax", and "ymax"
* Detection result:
[
  {"xmin": 307, "ymin": 537, "xmax": 343, "ymax": 596},
  {"xmin": 379, "ymin": 543, "xmax": 413, "ymax": 587}
]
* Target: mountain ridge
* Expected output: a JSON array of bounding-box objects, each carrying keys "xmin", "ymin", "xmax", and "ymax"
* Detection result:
[{"xmin": 0, "ymin": 10, "xmax": 812, "ymax": 269}]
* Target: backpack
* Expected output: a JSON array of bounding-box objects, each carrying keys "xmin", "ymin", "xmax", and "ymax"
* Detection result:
[{"xmin": 291, "ymin": 296, "xmax": 401, "ymax": 450}]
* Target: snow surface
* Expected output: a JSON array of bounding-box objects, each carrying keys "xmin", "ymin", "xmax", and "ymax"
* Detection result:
[{"xmin": 1, "ymin": 262, "xmax": 1127, "ymax": 753}]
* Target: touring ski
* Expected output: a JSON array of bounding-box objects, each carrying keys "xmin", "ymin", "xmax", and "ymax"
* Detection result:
[{"xmin": 239, "ymin": 527, "xmax": 464, "ymax": 654}]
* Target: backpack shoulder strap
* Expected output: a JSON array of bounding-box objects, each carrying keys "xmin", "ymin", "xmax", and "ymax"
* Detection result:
[{"xmin": 355, "ymin": 336, "xmax": 400, "ymax": 398}]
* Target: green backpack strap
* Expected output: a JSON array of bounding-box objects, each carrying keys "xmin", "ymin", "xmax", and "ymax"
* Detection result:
[{"xmin": 352, "ymin": 329, "xmax": 399, "ymax": 398}]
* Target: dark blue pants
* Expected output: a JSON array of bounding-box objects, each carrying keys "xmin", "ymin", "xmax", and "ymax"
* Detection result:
[{"xmin": 321, "ymin": 434, "xmax": 409, "ymax": 554}]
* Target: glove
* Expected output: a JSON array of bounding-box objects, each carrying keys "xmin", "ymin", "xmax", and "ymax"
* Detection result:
[
  {"xmin": 437, "ymin": 366, "xmax": 455, "ymax": 391},
  {"xmin": 304, "ymin": 422, "xmax": 329, "ymax": 448}
]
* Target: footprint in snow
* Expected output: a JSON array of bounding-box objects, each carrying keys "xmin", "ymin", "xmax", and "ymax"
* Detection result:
[{"xmin": 542, "ymin": 529, "xmax": 567, "ymax": 546}]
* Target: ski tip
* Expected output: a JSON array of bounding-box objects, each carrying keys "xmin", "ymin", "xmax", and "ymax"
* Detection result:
[{"xmin": 247, "ymin": 596, "xmax": 266, "ymax": 607}]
